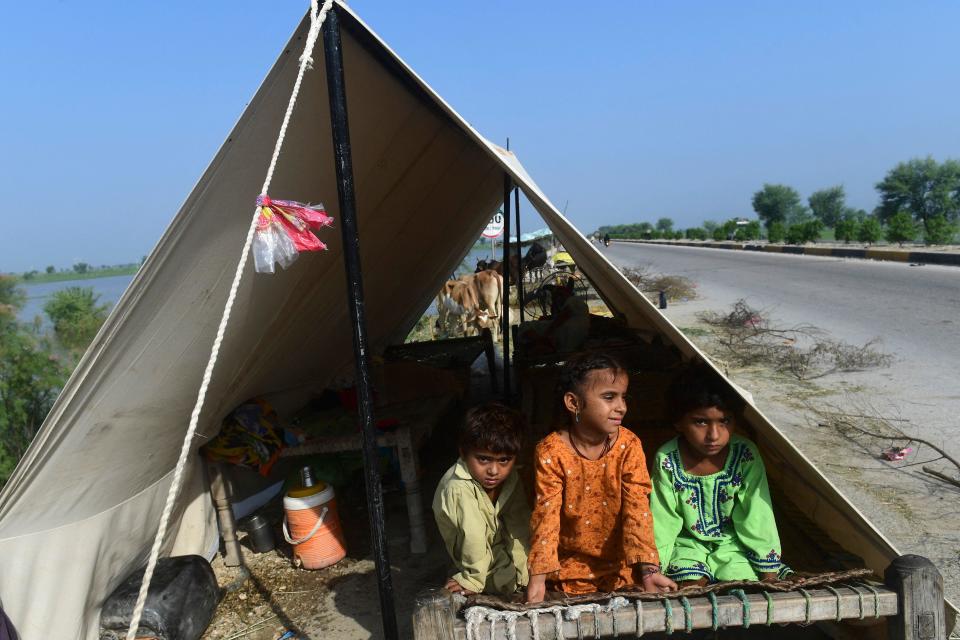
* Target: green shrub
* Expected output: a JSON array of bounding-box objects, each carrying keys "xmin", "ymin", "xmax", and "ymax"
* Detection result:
[
  {"xmin": 858, "ymin": 217, "xmax": 882, "ymax": 244},
  {"xmin": 884, "ymin": 211, "xmax": 917, "ymax": 246},
  {"xmin": 767, "ymin": 221, "xmax": 786, "ymax": 244},
  {"xmin": 43, "ymin": 287, "xmax": 109, "ymax": 351},
  {"xmin": 923, "ymin": 215, "xmax": 958, "ymax": 245}
]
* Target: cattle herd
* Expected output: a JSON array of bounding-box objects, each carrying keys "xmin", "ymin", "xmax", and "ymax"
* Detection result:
[{"xmin": 435, "ymin": 242, "xmax": 554, "ymax": 339}]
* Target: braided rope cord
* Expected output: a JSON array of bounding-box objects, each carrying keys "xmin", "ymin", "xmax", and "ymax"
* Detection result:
[
  {"xmin": 799, "ymin": 588, "xmax": 813, "ymax": 625},
  {"xmin": 762, "ymin": 591, "xmax": 775, "ymax": 625},
  {"xmin": 679, "ymin": 597, "xmax": 693, "ymax": 633},
  {"xmin": 706, "ymin": 592, "xmax": 719, "ymax": 630},
  {"xmin": 857, "ymin": 581, "xmax": 883, "ymax": 618},
  {"xmin": 123, "ymin": 1, "xmax": 334, "ymax": 638},
  {"xmin": 730, "ymin": 589, "xmax": 751, "ymax": 628},
  {"xmin": 663, "ymin": 599, "xmax": 674, "ymax": 634},
  {"xmin": 824, "ymin": 585, "xmax": 843, "ymax": 622}
]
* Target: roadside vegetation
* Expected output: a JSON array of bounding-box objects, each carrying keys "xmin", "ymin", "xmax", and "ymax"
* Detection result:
[
  {"xmin": 10, "ymin": 260, "xmax": 141, "ymax": 284},
  {"xmin": 597, "ymin": 156, "xmax": 960, "ymax": 246},
  {"xmin": 0, "ymin": 276, "xmax": 110, "ymax": 486}
]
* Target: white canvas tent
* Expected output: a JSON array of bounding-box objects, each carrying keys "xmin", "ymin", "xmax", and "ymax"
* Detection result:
[{"xmin": 0, "ymin": 3, "xmax": 953, "ymax": 638}]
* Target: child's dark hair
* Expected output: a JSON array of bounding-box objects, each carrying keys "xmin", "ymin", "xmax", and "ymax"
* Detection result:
[
  {"xmin": 459, "ymin": 402, "xmax": 525, "ymax": 455},
  {"xmin": 666, "ymin": 366, "xmax": 743, "ymax": 423},
  {"xmin": 556, "ymin": 352, "xmax": 627, "ymax": 406}
]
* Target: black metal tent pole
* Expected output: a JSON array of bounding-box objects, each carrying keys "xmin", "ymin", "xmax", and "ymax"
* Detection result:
[
  {"xmin": 514, "ymin": 186, "xmax": 524, "ymax": 323},
  {"xmin": 502, "ymin": 172, "xmax": 512, "ymax": 398},
  {"xmin": 322, "ymin": 9, "xmax": 399, "ymax": 640}
]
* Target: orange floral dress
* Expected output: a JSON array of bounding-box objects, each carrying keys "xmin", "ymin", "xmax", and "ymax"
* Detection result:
[{"xmin": 527, "ymin": 427, "xmax": 659, "ymax": 594}]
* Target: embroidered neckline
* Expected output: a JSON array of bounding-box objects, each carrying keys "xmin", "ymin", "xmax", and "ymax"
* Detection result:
[{"xmin": 662, "ymin": 437, "xmax": 752, "ymax": 538}]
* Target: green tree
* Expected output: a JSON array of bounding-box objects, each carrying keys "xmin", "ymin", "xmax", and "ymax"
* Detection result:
[
  {"xmin": 711, "ymin": 227, "xmax": 725, "ymax": 241},
  {"xmin": 73, "ymin": 262, "xmax": 90, "ymax": 274},
  {"xmin": 884, "ymin": 211, "xmax": 917, "ymax": 246},
  {"xmin": 875, "ymin": 157, "xmax": 960, "ymax": 234},
  {"xmin": 43, "ymin": 287, "xmax": 109, "ymax": 351},
  {"xmin": 923, "ymin": 215, "xmax": 958, "ymax": 245},
  {"xmin": 858, "ymin": 217, "xmax": 882, "ymax": 244},
  {"xmin": 784, "ymin": 220, "xmax": 823, "ymax": 244},
  {"xmin": 734, "ymin": 220, "xmax": 761, "ymax": 241},
  {"xmin": 685, "ymin": 227, "xmax": 707, "ymax": 240},
  {"xmin": 702, "ymin": 220, "xmax": 719, "ymax": 234},
  {"xmin": 45, "ymin": 265, "xmax": 56, "ymax": 274},
  {"xmin": 656, "ymin": 217, "xmax": 674, "ymax": 234},
  {"xmin": 834, "ymin": 213, "xmax": 861, "ymax": 243},
  {"xmin": 752, "ymin": 184, "xmax": 803, "ymax": 227},
  {"xmin": 0, "ymin": 278, "xmax": 67, "ymax": 485},
  {"xmin": 784, "ymin": 221, "xmax": 822, "ymax": 245},
  {"xmin": 0, "ymin": 276, "xmax": 26, "ymax": 317},
  {"xmin": 808, "ymin": 185, "xmax": 846, "ymax": 227},
  {"xmin": 767, "ymin": 221, "xmax": 786, "ymax": 243}
]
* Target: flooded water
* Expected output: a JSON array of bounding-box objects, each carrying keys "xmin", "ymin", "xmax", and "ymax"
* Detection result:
[
  {"xmin": 18, "ymin": 274, "xmax": 134, "ymax": 328},
  {"xmin": 14, "ymin": 246, "xmax": 498, "ymax": 327}
]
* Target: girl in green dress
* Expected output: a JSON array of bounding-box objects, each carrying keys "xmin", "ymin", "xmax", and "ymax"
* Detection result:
[{"xmin": 649, "ymin": 367, "xmax": 792, "ymax": 586}]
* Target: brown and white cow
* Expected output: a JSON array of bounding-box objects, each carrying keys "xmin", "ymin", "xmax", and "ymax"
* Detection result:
[{"xmin": 436, "ymin": 270, "xmax": 503, "ymax": 339}]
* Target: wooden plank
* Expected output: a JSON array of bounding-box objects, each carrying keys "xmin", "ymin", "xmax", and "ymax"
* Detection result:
[
  {"xmin": 207, "ymin": 462, "xmax": 242, "ymax": 567},
  {"xmin": 454, "ymin": 587, "xmax": 897, "ymax": 639},
  {"xmin": 885, "ymin": 555, "xmax": 947, "ymax": 640},
  {"xmin": 396, "ymin": 424, "xmax": 427, "ymax": 553},
  {"xmin": 414, "ymin": 588, "xmax": 459, "ymax": 640}
]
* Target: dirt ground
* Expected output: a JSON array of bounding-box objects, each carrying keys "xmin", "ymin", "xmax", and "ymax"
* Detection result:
[{"xmin": 200, "ymin": 488, "xmax": 450, "ymax": 640}]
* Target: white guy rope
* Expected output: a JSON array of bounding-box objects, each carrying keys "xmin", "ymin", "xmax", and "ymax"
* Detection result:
[{"xmin": 124, "ymin": 1, "xmax": 334, "ymax": 638}]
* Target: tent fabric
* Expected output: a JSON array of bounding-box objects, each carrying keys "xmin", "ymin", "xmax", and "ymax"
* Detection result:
[{"xmin": 0, "ymin": 3, "xmax": 952, "ymax": 638}]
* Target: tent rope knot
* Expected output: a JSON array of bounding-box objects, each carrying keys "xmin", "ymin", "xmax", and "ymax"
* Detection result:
[{"xmin": 124, "ymin": 1, "xmax": 336, "ymax": 638}]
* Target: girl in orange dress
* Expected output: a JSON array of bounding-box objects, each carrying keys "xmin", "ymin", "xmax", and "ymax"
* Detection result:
[{"xmin": 526, "ymin": 353, "xmax": 677, "ymax": 602}]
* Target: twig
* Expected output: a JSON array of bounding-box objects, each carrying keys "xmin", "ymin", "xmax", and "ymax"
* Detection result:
[
  {"xmin": 818, "ymin": 411, "xmax": 911, "ymax": 422},
  {"xmin": 922, "ymin": 466, "xmax": 960, "ymax": 490},
  {"xmin": 224, "ymin": 615, "xmax": 279, "ymax": 640}
]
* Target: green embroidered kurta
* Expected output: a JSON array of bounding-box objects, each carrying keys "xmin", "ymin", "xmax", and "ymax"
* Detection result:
[
  {"xmin": 432, "ymin": 459, "xmax": 531, "ymax": 594},
  {"xmin": 649, "ymin": 435, "xmax": 790, "ymax": 582}
]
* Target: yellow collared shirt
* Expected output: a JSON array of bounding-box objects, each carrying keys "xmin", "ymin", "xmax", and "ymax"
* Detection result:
[{"xmin": 432, "ymin": 458, "xmax": 531, "ymax": 594}]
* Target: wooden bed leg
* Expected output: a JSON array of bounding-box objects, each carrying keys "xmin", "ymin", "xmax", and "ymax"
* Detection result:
[
  {"xmin": 412, "ymin": 588, "xmax": 457, "ymax": 640},
  {"xmin": 397, "ymin": 425, "xmax": 427, "ymax": 554},
  {"xmin": 482, "ymin": 328, "xmax": 498, "ymax": 393},
  {"xmin": 885, "ymin": 554, "xmax": 946, "ymax": 640},
  {"xmin": 207, "ymin": 462, "xmax": 242, "ymax": 567}
]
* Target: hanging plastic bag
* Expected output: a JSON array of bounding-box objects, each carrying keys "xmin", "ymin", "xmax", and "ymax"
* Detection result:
[
  {"xmin": 252, "ymin": 195, "xmax": 334, "ymax": 273},
  {"xmin": 253, "ymin": 207, "xmax": 299, "ymax": 273}
]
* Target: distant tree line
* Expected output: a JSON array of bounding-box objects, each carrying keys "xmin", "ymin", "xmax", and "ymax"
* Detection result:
[
  {"xmin": 597, "ymin": 157, "xmax": 960, "ymax": 246},
  {"xmin": 14, "ymin": 261, "xmax": 141, "ymax": 283},
  {"xmin": 0, "ymin": 277, "xmax": 109, "ymax": 486}
]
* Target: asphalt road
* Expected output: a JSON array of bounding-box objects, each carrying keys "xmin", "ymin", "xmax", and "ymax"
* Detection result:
[{"xmin": 604, "ymin": 241, "xmax": 960, "ymax": 455}]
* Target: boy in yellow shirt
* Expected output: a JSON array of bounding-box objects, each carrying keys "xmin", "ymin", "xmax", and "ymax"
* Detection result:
[{"xmin": 432, "ymin": 402, "xmax": 530, "ymax": 595}]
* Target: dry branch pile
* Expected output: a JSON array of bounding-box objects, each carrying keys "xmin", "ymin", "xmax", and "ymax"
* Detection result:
[
  {"xmin": 620, "ymin": 266, "xmax": 698, "ymax": 301},
  {"xmin": 697, "ymin": 300, "xmax": 893, "ymax": 380}
]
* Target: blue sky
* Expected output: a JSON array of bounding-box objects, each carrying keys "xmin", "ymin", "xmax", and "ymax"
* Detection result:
[{"xmin": 2, "ymin": 0, "xmax": 959, "ymax": 272}]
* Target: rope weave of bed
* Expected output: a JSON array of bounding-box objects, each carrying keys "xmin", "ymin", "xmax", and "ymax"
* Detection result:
[
  {"xmin": 462, "ymin": 569, "xmax": 878, "ymax": 640},
  {"xmin": 465, "ymin": 568, "xmax": 874, "ymax": 612}
]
